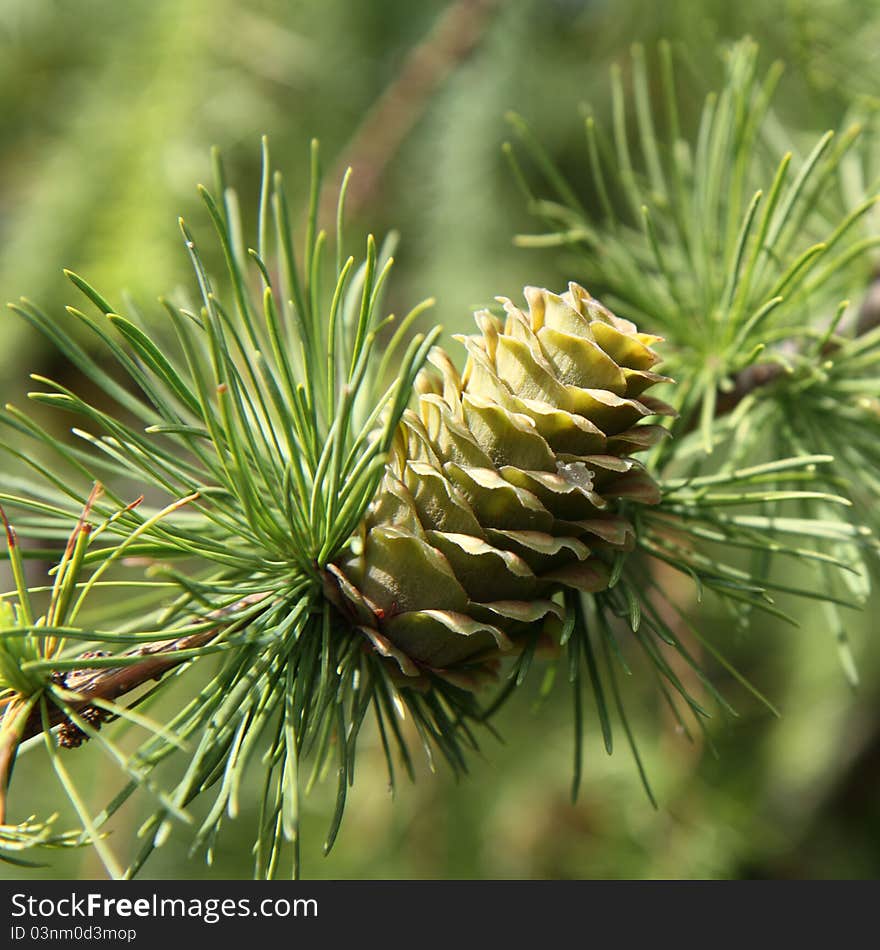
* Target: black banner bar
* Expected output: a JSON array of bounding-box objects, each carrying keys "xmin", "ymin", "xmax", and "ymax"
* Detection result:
[{"xmin": 0, "ymin": 879, "xmax": 875, "ymax": 944}]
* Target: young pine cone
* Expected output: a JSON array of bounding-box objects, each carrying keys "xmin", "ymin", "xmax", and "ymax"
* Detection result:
[{"xmin": 329, "ymin": 283, "xmax": 674, "ymax": 687}]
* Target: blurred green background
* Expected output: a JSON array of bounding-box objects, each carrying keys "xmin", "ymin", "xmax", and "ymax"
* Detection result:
[{"xmin": 1, "ymin": 0, "xmax": 879, "ymax": 879}]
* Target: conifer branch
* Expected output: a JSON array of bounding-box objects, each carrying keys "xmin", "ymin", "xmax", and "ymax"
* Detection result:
[
  {"xmin": 1, "ymin": 36, "xmax": 877, "ymax": 878},
  {"xmin": 17, "ymin": 592, "xmax": 270, "ymax": 745}
]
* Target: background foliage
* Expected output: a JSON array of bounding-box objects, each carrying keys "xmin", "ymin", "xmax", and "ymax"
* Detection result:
[{"xmin": 1, "ymin": 0, "xmax": 879, "ymax": 879}]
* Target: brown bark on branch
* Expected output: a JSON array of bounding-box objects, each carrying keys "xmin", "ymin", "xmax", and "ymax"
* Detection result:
[
  {"xmin": 713, "ymin": 279, "xmax": 880, "ymax": 420},
  {"xmin": 15, "ymin": 592, "xmax": 269, "ymax": 745},
  {"xmin": 320, "ymin": 0, "xmax": 502, "ymax": 222}
]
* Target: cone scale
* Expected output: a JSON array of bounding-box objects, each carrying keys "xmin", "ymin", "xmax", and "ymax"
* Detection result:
[{"xmin": 329, "ymin": 284, "xmax": 674, "ymax": 687}]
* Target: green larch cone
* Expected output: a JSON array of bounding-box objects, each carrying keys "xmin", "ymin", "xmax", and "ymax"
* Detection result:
[{"xmin": 328, "ymin": 283, "xmax": 675, "ymax": 688}]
